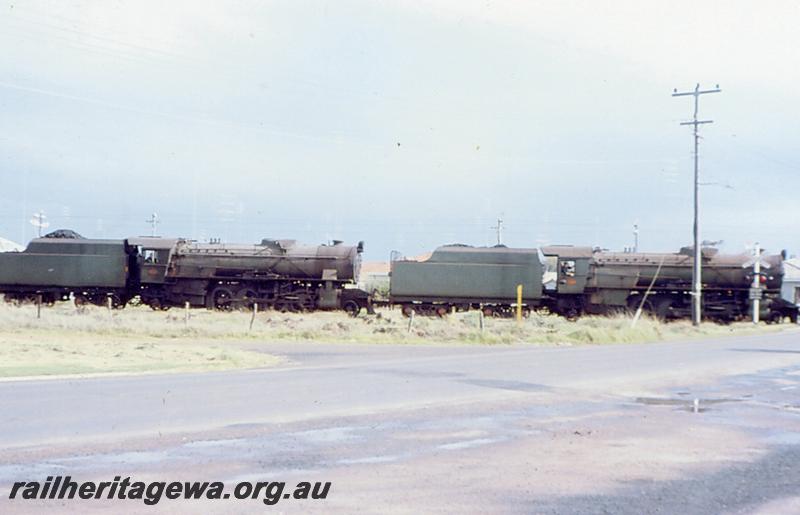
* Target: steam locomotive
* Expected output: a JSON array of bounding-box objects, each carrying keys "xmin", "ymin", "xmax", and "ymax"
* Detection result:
[
  {"xmin": 390, "ymin": 244, "xmax": 799, "ymax": 322},
  {"xmin": 0, "ymin": 230, "xmax": 371, "ymax": 315}
]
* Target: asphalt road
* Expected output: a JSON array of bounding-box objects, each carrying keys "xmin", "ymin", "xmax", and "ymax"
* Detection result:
[{"xmin": 3, "ymin": 330, "xmax": 800, "ymax": 513}]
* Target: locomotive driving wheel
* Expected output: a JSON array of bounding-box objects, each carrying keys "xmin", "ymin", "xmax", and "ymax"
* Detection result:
[
  {"xmin": 632, "ymin": 295, "xmax": 673, "ymax": 321},
  {"xmin": 210, "ymin": 287, "xmax": 234, "ymax": 311},
  {"xmin": 235, "ymin": 287, "xmax": 259, "ymax": 311},
  {"xmin": 274, "ymin": 299, "xmax": 290, "ymax": 313}
]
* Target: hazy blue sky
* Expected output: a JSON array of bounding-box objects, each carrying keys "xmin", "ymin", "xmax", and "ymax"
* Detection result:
[{"xmin": 1, "ymin": 1, "xmax": 798, "ymax": 260}]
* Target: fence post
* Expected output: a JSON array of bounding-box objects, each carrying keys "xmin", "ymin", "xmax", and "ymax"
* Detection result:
[
  {"xmin": 37, "ymin": 294, "xmax": 42, "ymax": 319},
  {"xmin": 184, "ymin": 301, "xmax": 190, "ymax": 328},
  {"xmin": 407, "ymin": 310, "xmax": 415, "ymax": 333},
  {"xmin": 516, "ymin": 284, "xmax": 523, "ymax": 325},
  {"xmin": 249, "ymin": 303, "xmax": 258, "ymax": 331},
  {"xmin": 478, "ymin": 307, "xmax": 485, "ymax": 333}
]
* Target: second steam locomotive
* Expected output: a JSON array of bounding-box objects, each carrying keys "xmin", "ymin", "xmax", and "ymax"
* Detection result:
[{"xmin": 390, "ymin": 244, "xmax": 798, "ymax": 322}]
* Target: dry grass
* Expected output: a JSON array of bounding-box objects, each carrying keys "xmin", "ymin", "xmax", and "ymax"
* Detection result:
[
  {"xmin": 0, "ymin": 303, "xmax": 288, "ymax": 378},
  {"xmin": 1, "ymin": 301, "xmax": 790, "ymax": 379},
  {"xmin": 0, "ymin": 333, "xmax": 283, "ymax": 378},
  {"xmin": 0, "ymin": 301, "xmax": 788, "ymax": 347}
]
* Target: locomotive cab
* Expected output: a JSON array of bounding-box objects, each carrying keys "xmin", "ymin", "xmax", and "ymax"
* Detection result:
[
  {"xmin": 128, "ymin": 238, "xmax": 178, "ymax": 285},
  {"xmin": 540, "ymin": 246, "xmax": 592, "ymax": 294},
  {"xmin": 540, "ymin": 246, "xmax": 594, "ymax": 317}
]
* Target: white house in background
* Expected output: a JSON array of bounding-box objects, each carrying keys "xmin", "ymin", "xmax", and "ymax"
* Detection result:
[
  {"xmin": 0, "ymin": 237, "xmax": 23, "ymax": 252},
  {"xmin": 783, "ymin": 258, "xmax": 800, "ymax": 307}
]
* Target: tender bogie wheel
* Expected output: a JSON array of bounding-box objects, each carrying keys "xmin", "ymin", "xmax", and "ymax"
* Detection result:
[
  {"xmin": 148, "ymin": 298, "xmax": 170, "ymax": 311},
  {"xmin": 435, "ymin": 306, "xmax": 449, "ymax": 318},
  {"xmin": 107, "ymin": 294, "xmax": 126, "ymax": 309},
  {"xmin": 401, "ymin": 305, "xmax": 415, "ymax": 317},
  {"xmin": 343, "ymin": 300, "xmax": 361, "ymax": 317}
]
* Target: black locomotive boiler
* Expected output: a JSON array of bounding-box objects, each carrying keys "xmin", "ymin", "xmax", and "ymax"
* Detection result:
[{"xmin": 134, "ymin": 237, "xmax": 370, "ymax": 314}]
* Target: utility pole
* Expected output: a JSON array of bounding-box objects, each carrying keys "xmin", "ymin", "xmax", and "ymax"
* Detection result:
[
  {"xmin": 672, "ymin": 83, "xmax": 721, "ymax": 326},
  {"xmin": 490, "ymin": 218, "xmax": 504, "ymax": 246},
  {"xmin": 29, "ymin": 210, "xmax": 49, "ymax": 237},
  {"xmin": 146, "ymin": 212, "xmax": 159, "ymax": 237}
]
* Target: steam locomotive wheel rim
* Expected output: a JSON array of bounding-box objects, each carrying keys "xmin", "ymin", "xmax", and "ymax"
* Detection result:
[
  {"xmin": 236, "ymin": 288, "xmax": 258, "ymax": 311},
  {"xmin": 212, "ymin": 287, "xmax": 234, "ymax": 311}
]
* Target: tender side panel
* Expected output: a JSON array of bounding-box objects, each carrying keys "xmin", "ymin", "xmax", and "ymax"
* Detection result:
[
  {"xmin": 391, "ymin": 260, "xmax": 542, "ymax": 301},
  {"xmin": 0, "ymin": 241, "xmax": 129, "ymax": 289}
]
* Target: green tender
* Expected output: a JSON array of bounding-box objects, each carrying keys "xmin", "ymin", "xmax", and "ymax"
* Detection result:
[
  {"xmin": 0, "ymin": 239, "xmax": 129, "ymax": 288},
  {"xmin": 391, "ymin": 246, "xmax": 543, "ymax": 301}
]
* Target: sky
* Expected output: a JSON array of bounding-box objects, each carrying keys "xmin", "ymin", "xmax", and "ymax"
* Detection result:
[{"xmin": 1, "ymin": 0, "xmax": 798, "ymax": 260}]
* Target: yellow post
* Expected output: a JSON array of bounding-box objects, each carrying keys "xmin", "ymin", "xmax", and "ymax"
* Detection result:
[{"xmin": 516, "ymin": 284, "xmax": 523, "ymax": 324}]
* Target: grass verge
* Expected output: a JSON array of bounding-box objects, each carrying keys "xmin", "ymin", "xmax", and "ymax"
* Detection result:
[
  {"xmin": 1, "ymin": 301, "xmax": 792, "ymax": 378},
  {"xmin": 1, "ymin": 301, "xmax": 792, "ymax": 348},
  {"xmin": 0, "ymin": 305, "xmax": 285, "ymax": 378},
  {"xmin": 0, "ymin": 333, "xmax": 283, "ymax": 378}
]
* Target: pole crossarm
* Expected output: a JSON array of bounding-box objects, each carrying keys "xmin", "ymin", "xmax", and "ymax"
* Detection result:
[{"xmin": 672, "ymin": 88, "xmax": 721, "ymax": 97}]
